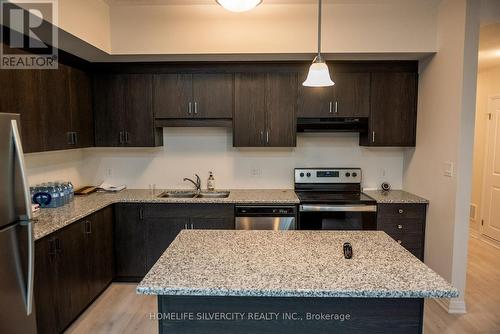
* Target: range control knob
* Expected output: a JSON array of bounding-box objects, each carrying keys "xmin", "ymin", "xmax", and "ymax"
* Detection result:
[
  {"xmin": 306, "ymin": 172, "xmax": 311, "ymax": 177},
  {"xmin": 352, "ymin": 172, "xmax": 358, "ymax": 178},
  {"xmin": 299, "ymin": 172, "xmax": 305, "ymax": 177},
  {"xmin": 345, "ymin": 172, "xmax": 351, "ymax": 177}
]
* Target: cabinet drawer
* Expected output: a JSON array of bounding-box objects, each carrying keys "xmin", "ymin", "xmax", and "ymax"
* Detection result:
[
  {"xmin": 377, "ymin": 218, "xmax": 424, "ymax": 235},
  {"xmin": 385, "ymin": 232, "xmax": 423, "ymax": 249},
  {"xmin": 377, "ymin": 204, "xmax": 426, "ymax": 219}
]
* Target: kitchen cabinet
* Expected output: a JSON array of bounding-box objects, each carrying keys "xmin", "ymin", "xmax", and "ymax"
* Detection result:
[
  {"xmin": 298, "ymin": 72, "xmax": 370, "ymax": 118},
  {"xmin": 154, "ymin": 73, "xmax": 233, "ymax": 119},
  {"xmin": 35, "ymin": 207, "xmax": 114, "ymax": 334},
  {"xmin": 360, "ymin": 72, "xmax": 418, "ymax": 147},
  {"xmin": 377, "ymin": 203, "xmax": 426, "ymax": 260},
  {"xmin": 94, "ymin": 73, "xmax": 163, "ymax": 147},
  {"xmin": 114, "ymin": 204, "xmax": 147, "ymax": 280},
  {"xmin": 234, "ymin": 72, "xmax": 297, "ymax": 147},
  {"xmin": 0, "ymin": 62, "xmax": 94, "ymax": 152}
]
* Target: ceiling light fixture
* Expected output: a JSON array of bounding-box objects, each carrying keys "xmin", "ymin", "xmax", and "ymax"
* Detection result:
[
  {"xmin": 216, "ymin": 0, "xmax": 262, "ymax": 13},
  {"xmin": 303, "ymin": 0, "xmax": 334, "ymax": 87}
]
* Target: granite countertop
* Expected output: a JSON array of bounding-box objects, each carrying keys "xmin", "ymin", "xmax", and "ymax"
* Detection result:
[
  {"xmin": 364, "ymin": 190, "xmax": 429, "ymax": 204},
  {"xmin": 136, "ymin": 230, "xmax": 458, "ymax": 299},
  {"xmin": 32, "ymin": 189, "xmax": 299, "ymax": 240}
]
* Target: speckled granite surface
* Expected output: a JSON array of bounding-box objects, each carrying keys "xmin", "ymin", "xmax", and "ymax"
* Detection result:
[
  {"xmin": 136, "ymin": 230, "xmax": 457, "ymax": 299},
  {"xmin": 364, "ymin": 190, "xmax": 429, "ymax": 204},
  {"xmin": 33, "ymin": 189, "xmax": 298, "ymax": 240}
]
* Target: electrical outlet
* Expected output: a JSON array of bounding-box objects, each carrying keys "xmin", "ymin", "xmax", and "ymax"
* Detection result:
[{"xmin": 251, "ymin": 168, "xmax": 262, "ymax": 178}]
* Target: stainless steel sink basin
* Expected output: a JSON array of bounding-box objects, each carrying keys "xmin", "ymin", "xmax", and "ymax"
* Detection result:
[
  {"xmin": 157, "ymin": 191, "xmax": 230, "ymax": 199},
  {"xmin": 157, "ymin": 191, "xmax": 197, "ymax": 198},
  {"xmin": 197, "ymin": 191, "xmax": 230, "ymax": 198}
]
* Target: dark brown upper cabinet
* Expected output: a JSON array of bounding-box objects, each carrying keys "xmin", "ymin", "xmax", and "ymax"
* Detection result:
[
  {"xmin": 0, "ymin": 63, "xmax": 94, "ymax": 153},
  {"xmin": 360, "ymin": 72, "xmax": 418, "ymax": 147},
  {"xmin": 234, "ymin": 72, "xmax": 297, "ymax": 147},
  {"xmin": 298, "ymin": 71, "xmax": 370, "ymax": 118},
  {"xmin": 94, "ymin": 73, "xmax": 163, "ymax": 147},
  {"xmin": 154, "ymin": 73, "xmax": 233, "ymax": 120}
]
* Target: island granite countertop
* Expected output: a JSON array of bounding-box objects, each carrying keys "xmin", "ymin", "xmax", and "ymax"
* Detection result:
[
  {"xmin": 364, "ymin": 190, "xmax": 429, "ymax": 204},
  {"xmin": 136, "ymin": 230, "xmax": 457, "ymax": 299},
  {"xmin": 33, "ymin": 189, "xmax": 299, "ymax": 240}
]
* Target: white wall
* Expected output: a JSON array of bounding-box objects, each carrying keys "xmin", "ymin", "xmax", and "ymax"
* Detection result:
[
  {"xmin": 25, "ymin": 129, "xmax": 404, "ymax": 190},
  {"xmin": 24, "ymin": 149, "xmax": 88, "ymax": 188},
  {"xmin": 108, "ymin": 1, "xmax": 438, "ymax": 55},
  {"xmin": 403, "ymin": 0, "xmax": 480, "ymax": 313}
]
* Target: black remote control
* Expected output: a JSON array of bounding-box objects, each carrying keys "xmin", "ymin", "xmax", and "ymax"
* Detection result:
[{"xmin": 343, "ymin": 242, "xmax": 353, "ymax": 259}]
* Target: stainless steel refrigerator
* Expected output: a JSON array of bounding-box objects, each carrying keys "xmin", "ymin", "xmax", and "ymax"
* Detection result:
[{"xmin": 0, "ymin": 113, "xmax": 37, "ymax": 333}]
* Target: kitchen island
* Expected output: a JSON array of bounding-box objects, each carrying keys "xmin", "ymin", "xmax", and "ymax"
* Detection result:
[{"xmin": 137, "ymin": 230, "xmax": 457, "ymax": 334}]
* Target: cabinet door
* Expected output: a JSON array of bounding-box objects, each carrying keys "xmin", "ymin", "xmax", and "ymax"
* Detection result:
[
  {"xmin": 190, "ymin": 204, "xmax": 235, "ymax": 230},
  {"xmin": 265, "ymin": 73, "xmax": 297, "ymax": 147},
  {"xmin": 54, "ymin": 220, "xmax": 90, "ymax": 331},
  {"xmin": 297, "ymin": 68, "xmax": 334, "ymax": 118},
  {"xmin": 114, "ymin": 204, "xmax": 147, "ymax": 280},
  {"xmin": 332, "ymin": 72, "xmax": 370, "ymax": 117},
  {"xmin": 145, "ymin": 216, "xmax": 188, "ymax": 271},
  {"xmin": 153, "ymin": 74, "xmax": 192, "ymax": 118},
  {"xmin": 123, "ymin": 74, "xmax": 160, "ymax": 147},
  {"xmin": 94, "ymin": 74, "xmax": 125, "ymax": 146},
  {"xmin": 192, "ymin": 73, "xmax": 233, "ymax": 119},
  {"xmin": 233, "ymin": 73, "xmax": 267, "ymax": 147},
  {"xmin": 86, "ymin": 207, "xmax": 114, "ymax": 299},
  {"xmin": 34, "ymin": 237, "xmax": 59, "ymax": 334},
  {"xmin": 39, "ymin": 64, "xmax": 72, "ymax": 151},
  {"xmin": 366, "ymin": 72, "xmax": 418, "ymax": 147},
  {"xmin": 68, "ymin": 67, "xmax": 94, "ymax": 148},
  {"xmin": 0, "ymin": 69, "xmax": 44, "ymax": 153}
]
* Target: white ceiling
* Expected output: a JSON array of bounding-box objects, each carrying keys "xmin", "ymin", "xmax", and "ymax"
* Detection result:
[{"xmin": 104, "ymin": 0, "xmax": 431, "ymax": 5}]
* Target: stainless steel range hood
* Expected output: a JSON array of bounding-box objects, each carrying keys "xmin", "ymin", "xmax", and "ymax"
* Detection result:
[{"xmin": 296, "ymin": 117, "xmax": 369, "ymax": 133}]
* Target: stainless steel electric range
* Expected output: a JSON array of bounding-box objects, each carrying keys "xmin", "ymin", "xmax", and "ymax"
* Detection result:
[{"xmin": 294, "ymin": 168, "xmax": 377, "ymax": 230}]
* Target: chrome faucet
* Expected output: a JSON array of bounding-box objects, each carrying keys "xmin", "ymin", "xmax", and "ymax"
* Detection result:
[{"xmin": 183, "ymin": 174, "xmax": 201, "ymax": 192}]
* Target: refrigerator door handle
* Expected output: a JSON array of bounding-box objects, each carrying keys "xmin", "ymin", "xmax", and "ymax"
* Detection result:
[
  {"xmin": 11, "ymin": 119, "xmax": 32, "ymax": 220},
  {"xmin": 25, "ymin": 221, "xmax": 34, "ymax": 315}
]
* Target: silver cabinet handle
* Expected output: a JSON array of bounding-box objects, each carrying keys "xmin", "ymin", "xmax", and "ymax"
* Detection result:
[
  {"xmin": 329, "ymin": 101, "xmax": 333, "ymax": 113},
  {"xmin": 67, "ymin": 132, "xmax": 73, "ymax": 145},
  {"xmin": 194, "ymin": 102, "xmax": 198, "ymax": 114},
  {"xmin": 335, "ymin": 101, "xmax": 338, "ymax": 113},
  {"xmin": 300, "ymin": 204, "xmax": 377, "ymax": 212},
  {"xmin": 184, "ymin": 224, "xmax": 188, "ymax": 229},
  {"xmin": 398, "ymin": 209, "xmax": 404, "ymax": 214},
  {"xmin": 191, "ymin": 223, "xmax": 194, "ymax": 229},
  {"xmin": 188, "ymin": 102, "xmax": 192, "ymax": 114},
  {"xmin": 397, "ymin": 224, "xmax": 403, "ymax": 229},
  {"xmin": 11, "ymin": 120, "xmax": 32, "ymax": 220},
  {"xmin": 125, "ymin": 131, "xmax": 130, "ymax": 144},
  {"xmin": 266, "ymin": 130, "xmax": 269, "ymax": 144},
  {"xmin": 260, "ymin": 130, "xmax": 264, "ymax": 144},
  {"xmin": 372, "ymin": 131, "xmax": 375, "ymax": 143},
  {"xmin": 119, "ymin": 131, "xmax": 124, "ymax": 144}
]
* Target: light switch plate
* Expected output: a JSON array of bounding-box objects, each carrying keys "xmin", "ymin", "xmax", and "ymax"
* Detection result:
[{"xmin": 444, "ymin": 162, "xmax": 454, "ymax": 177}]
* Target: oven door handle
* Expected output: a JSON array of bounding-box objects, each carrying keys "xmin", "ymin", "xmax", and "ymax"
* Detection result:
[{"xmin": 300, "ymin": 205, "xmax": 377, "ymax": 212}]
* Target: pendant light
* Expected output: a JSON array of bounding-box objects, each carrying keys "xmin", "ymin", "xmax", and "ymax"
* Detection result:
[
  {"xmin": 216, "ymin": 0, "xmax": 262, "ymax": 13},
  {"xmin": 303, "ymin": 0, "xmax": 334, "ymax": 87}
]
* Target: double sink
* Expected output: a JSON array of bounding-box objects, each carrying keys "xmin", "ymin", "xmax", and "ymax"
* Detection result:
[{"xmin": 157, "ymin": 190, "xmax": 230, "ymax": 199}]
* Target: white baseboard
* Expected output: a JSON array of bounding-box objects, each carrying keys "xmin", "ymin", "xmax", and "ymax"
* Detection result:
[{"xmin": 434, "ymin": 298, "xmax": 467, "ymax": 314}]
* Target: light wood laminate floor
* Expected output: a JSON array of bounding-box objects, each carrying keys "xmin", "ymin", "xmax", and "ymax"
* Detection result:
[{"xmin": 65, "ymin": 237, "xmax": 500, "ymax": 334}]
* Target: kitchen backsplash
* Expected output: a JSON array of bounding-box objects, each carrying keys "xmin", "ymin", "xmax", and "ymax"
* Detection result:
[{"xmin": 25, "ymin": 128, "xmax": 404, "ymax": 190}]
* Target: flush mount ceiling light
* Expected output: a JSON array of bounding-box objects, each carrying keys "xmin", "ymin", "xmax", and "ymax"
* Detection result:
[
  {"xmin": 216, "ymin": 0, "xmax": 262, "ymax": 12},
  {"xmin": 303, "ymin": 0, "xmax": 334, "ymax": 87}
]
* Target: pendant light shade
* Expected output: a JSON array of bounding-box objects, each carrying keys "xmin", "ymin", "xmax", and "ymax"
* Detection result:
[
  {"xmin": 303, "ymin": 0, "xmax": 334, "ymax": 87},
  {"xmin": 303, "ymin": 56, "xmax": 334, "ymax": 87},
  {"xmin": 216, "ymin": 0, "xmax": 262, "ymax": 12}
]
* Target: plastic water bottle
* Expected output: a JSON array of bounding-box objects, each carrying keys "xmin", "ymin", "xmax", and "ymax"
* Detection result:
[
  {"xmin": 47, "ymin": 183, "xmax": 59, "ymax": 208},
  {"xmin": 68, "ymin": 181, "xmax": 74, "ymax": 201}
]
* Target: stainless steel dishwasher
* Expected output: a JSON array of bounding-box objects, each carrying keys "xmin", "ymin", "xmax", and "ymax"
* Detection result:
[{"xmin": 235, "ymin": 205, "xmax": 296, "ymax": 230}]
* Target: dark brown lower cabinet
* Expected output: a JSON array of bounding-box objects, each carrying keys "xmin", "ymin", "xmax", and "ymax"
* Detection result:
[
  {"xmin": 34, "ymin": 207, "xmax": 113, "ymax": 334},
  {"xmin": 376, "ymin": 203, "xmax": 427, "ymax": 260}
]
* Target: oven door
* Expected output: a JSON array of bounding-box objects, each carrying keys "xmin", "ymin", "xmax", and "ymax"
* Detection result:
[{"xmin": 298, "ymin": 204, "xmax": 377, "ymax": 230}]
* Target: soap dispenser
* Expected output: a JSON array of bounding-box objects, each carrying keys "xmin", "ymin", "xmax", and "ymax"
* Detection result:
[{"xmin": 207, "ymin": 171, "xmax": 215, "ymax": 191}]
